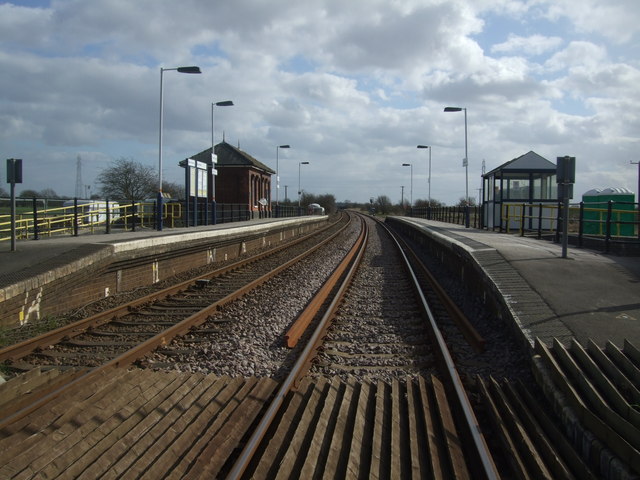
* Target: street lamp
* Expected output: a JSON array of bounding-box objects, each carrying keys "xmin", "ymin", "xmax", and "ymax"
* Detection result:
[
  {"xmin": 417, "ymin": 145, "xmax": 431, "ymax": 205},
  {"xmin": 402, "ymin": 163, "xmax": 413, "ymax": 207},
  {"xmin": 211, "ymin": 100, "xmax": 234, "ymax": 148},
  {"xmin": 157, "ymin": 65, "xmax": 201, "ymax": 230},
  {"xmin": 298, "ymin": 161, "xmax": 309, "ymax": 207},
  {"xmin": 275, "ymin": 145, "xmax": 290, "ymax": 206},
  {"xmin": 211, "ymin": 100, "xmax": 233, "ymax": 219},
  {"xmin": 444, "ymin": 106, "xmax": 469, "ymax": 227}
]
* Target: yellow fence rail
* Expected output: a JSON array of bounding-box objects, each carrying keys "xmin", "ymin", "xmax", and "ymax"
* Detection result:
[{"xmin": 0, "ymin": 201, "xmax": 183, "ymax": 242}]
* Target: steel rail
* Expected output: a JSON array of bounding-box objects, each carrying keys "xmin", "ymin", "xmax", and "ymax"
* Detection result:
[
  {"xmin": 0, "ymin": 215, "xmax": 353, "ymax": 429},
  {"xmin": 285, "ymin": 216, "xmax": 365, "ymax": 348},
  {"xmin": 0, "ymin": 214, "xmax": 345, "ymax": 364},
  {"xmin": 392, "ymin": 226, "xmax": 486, "ymax": 352},
  {"xmin": 378, "ymin": 218, "xmax": 500, "ymax": 480},
  {"xmin": 226, "ymin": 215, "xmax": 369, "ymax": 480}
]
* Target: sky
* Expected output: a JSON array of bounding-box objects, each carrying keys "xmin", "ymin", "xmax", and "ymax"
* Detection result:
[{"xmin": 1, "ymin": 0, "xmax": 639, "ymax": 206}]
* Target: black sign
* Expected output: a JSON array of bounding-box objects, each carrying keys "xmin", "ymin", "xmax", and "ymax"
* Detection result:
[{"xmin": 6, "ymin": 158, "xmax": 23, "ymax": 184}]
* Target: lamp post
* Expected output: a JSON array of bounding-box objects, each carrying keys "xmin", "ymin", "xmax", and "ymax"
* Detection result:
[
  {"xmin": 444, "ymin": 106, "xmax": 469, "ymax": 227},
  {"xmin": 211, "ymin": 100, "xmax": 233, "ymax": 224},
  {"xmin": 157, "ymin": 65, "xmax": 201, "ymax": 231},
  {"xmin": 633, "ymin": 160, "xmax": 640, "ymax": 241},
  {"xmin": 417, "ymin": 145, "xmax": 431, "ymax": 205},
  {"xmin": 275, "ymin": 145, "xmax": 290, "ymax": 207},
  {"xmin": 211, "ymin": 100, "xmax": 234, "ymax": 148},
  {"xmin": 402, "ymin": 163, "xmax": 413, "ymax": 208},
  {"xmin": 298, "ymin": 161, "xmax": 309, "ymax": 207}
]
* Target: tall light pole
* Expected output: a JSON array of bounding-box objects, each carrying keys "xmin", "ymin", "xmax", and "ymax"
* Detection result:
[
  {"xmin": 417, "ymin": 145, "xmax": 431, "ymax": 205},
  {"xmin": 157, "ymin": 65, "xmax": 201, "ymax": 231},
  {"xmin": 444, "ymin": 106, "xmax": 469, "ymax": 227},
  {"xmin": 402, "ymin": 163, "xmax": 413, "ymax": 207},
  {"xmin": 211, "ymin": 100, "xmax": 233, "ymax": 213},
  {"xmin": 633, "ymin": 160, "xmax": 640, "ymax": 240},
  {"xmin": 211, "ymin": 100, "xmax": 234, "ymax": 148},
  {"xmin": 275, "ymin": 145, "xmax": 290, "ymax": 206},
  {"xmin": 298, "ymin": 161, "xmax": 309, "ymax": 207}
]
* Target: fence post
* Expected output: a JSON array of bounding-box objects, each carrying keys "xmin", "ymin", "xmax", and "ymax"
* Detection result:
[
  {"xmin": 578, "ymin": 201, "xmax": 583, "ymax": 247},
  {"xmin": 605, "ymin": 200, "xmax": 613, "ymax": 253},
  {"xmin": 131, "ymin": 201, "xmax": 137, "ymax": 232},
  {"xmin": 32, "ymin": 197, "xmax": 39, "ymax": 240},
  {"xmin": 106, "ymin": 198, "xmax": 111, "ymax": 234},
  {"xmin": 520, "ymin": 203, "xmax": 525, "ymax": 236},
  {"xmin": 73, "ymin": 198, "xmax": 79, "ymax": 237},
  {"xmin": 554, "ymin": 200, "xmax": 561, "ymax": 244},
  {"xmin": 505, "ymin": 206, "xmax": 510, "ymax": 234},
  {"xmin": 537, "ymin": 203, "xmax": 542, "ymax": 239}
]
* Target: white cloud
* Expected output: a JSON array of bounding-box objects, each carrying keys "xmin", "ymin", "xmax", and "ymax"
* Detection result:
[
  {"xmin": 539, "ymin": 0, "xmax": 640, "ymax": 44},
  {"xmin": 0, "ymin": 0, "xmax": 638, "ymax": 204},
  {"xmin": 492, "ymin": 34, "xmax": 563, "ymax": 56}
]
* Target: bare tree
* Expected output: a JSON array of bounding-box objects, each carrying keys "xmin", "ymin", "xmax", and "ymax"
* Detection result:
[
  {"xmin": 162, "ymin": 180, "xmax": 185, "ymax": 200},
  {"xmin": 19, "ymin": 189, "xmax": 40, "ymax": 198},
  {"xmin": 375, "ymin": 195, "xmax": 393, "ymax": 214},
  {"xmin": 456, "ymin": 196, "xmax": 476, "ymax": 207},
  {"xmin": 96, "ymin": 158, "xmax": 156, "ymax": 202},
  {"xmin": 39, "ymin": 188, "xmax": 59, "ymax": 199}
]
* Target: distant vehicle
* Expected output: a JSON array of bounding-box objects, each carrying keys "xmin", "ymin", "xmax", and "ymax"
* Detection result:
[
  {"xmin": 62, "ymin": 200, "xmax": 120, "ymax": 224},
  {"xmin": 307, "ymin": 203, "xmax": 325, "ymax": 215}
]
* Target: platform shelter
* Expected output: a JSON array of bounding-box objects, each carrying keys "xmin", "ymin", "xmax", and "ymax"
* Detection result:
[
  {"xmin": 184, "ymin": 141, "xmax": 275, "ymax": 219},
  {"xmin": 482, "ymin": 151, "xmax": 557, "ymax": 230}
]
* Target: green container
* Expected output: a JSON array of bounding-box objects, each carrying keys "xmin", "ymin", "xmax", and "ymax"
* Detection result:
[{"xmin": 582, "ymin": 188, "xmax": 636, "ymax": 236}]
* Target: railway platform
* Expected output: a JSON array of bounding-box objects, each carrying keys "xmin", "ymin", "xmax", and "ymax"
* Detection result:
[
  {"xmin": 388, "ymin": 217, "xmax": 640, "ymax": 350},
  {"xmin": 0, "ymin": 216, "xmax": 326, "ymax": 329},
  {"xmin": 0, "ymin": 217, "xmax": 289, "ymax": 287}
]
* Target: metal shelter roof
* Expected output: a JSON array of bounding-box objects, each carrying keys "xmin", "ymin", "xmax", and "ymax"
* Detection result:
[{"xmin": 484, "ymin": 151, "xmax": 556, "ymax": 177}]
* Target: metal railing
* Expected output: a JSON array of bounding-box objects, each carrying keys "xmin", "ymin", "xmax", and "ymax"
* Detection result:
[
  {"xmin": 408, "ymin": 205, "xmax": 481, "ymax": 229},
  {"xmin": 0, "ymin": 198, "xmax": 181, "ymax": 242},
  {"xmin": 500, "ymin": 200, "xmax": 639, "ymax": 252},
  {"xmin": 0, "ymin": 197, "xmax": 316, "ymax": 242}
]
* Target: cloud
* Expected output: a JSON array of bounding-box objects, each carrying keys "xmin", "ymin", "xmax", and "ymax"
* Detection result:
[
  {"xmin": 0, "ymin": 0, "xmax": 638, "ymax": 205},
  {"xmin": 492, "ymin": 34, "xmax": 563, "ymax": 56}
]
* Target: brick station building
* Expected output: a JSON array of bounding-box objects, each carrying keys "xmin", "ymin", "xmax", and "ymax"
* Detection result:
[{"xmin": 185, "ymin": 141, "xmax": 275, "ymax": 218}]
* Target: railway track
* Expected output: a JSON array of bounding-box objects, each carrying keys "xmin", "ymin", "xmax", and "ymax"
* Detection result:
[
  {"xmin": 0, "ymin": 213, "xmax": 348, "ymax": 375},
  {"xmin": 226, "ymin": 213, "xmax": 499, "ymax": 479},
  {"xmin": 1, "ymin": 212, "xmax": 636, "ymax": 478}
]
